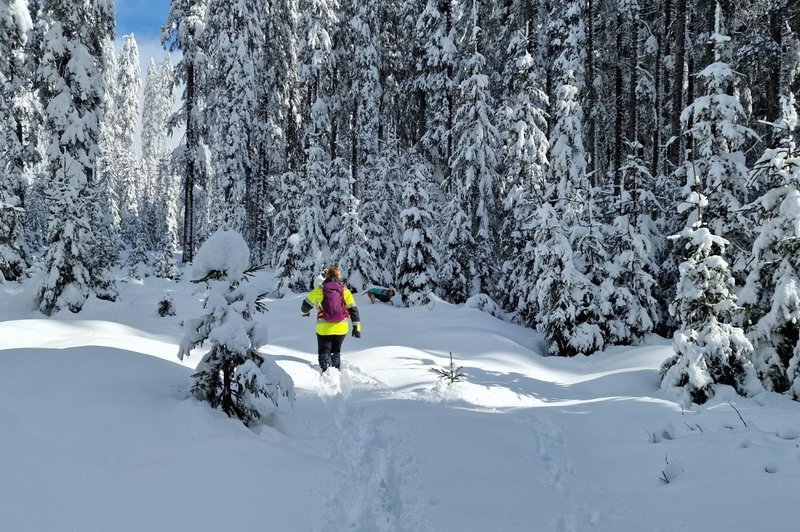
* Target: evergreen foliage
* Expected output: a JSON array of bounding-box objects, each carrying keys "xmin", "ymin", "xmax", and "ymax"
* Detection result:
[
  {"xmin": 741, "ymin": 94, "xmax": 800, "ymax": 396},
  {"xmin": 36, "ymin": 0, "xmax": 117, "ymax": 314},
  {"xmin": 396, "ymin": 158, "xmax": 439, "ymax": 306},
  {"xmin": 178, "ymin": 229, "xmax": 294, "ymax": 426},
  {"xmin": 0, "ymin": 0, "xmax": 33, "ymax": 282}
]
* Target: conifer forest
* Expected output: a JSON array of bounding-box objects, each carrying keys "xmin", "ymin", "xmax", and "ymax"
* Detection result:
[{"xmin": 2, "ymin": 0, "xmax": 800, "ymax": 404}]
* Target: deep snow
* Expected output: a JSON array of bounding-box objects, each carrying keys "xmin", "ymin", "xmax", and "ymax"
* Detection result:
[{"xmin": 2, "ymin": 269, "xmax": 800, "ymax": 532}]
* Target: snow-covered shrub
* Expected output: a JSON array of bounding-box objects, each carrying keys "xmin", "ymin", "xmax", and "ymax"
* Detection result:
[
  {"xmin": 157, "ymin": 292, "xmax": 175, "ymax": 317},
  {"xmin": 465, "ymin": 294, "xmax": 506, "ymax": 320},
  {"xmin": 178, "ymin": 229, "xmax": 294, "ymax": 426}
]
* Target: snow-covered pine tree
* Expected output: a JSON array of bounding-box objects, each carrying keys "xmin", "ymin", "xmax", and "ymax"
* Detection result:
[
  {"xmin": 359, "ymin": 139, "xmax": 403, "ymax": 287},
  {"xmin": 0, "ymin": 0, "xmax": 33, "ymax": 282},
  {"xmin": 141, "ymin": 59, "xmax": 162, "ymax": 202},
  {"xmin": 497, "ymin": 20, "xmax": 549, "ymax": 317},
  {"xmin": 141, "ymin": 56, "xmax": 177, "ymax": 247},
  {"xmin": 333, "ymin": 193, "xmax": 376, "ymax": 293},
  {"xmin": 741, "ymin": 94, "xmax": 800, "ymax": 396},
  {"xmin": 178, "ymin": 229, "xmax": 294, "ymax": 426},
  {"xmin": 110, "ymin": 34, "xmax": 142, "ymax": 245},
  {"xmin": 273, "ymin": 168, "xmax": 326, "ymax": 295},
  {"xmin": 413, "ymin": 0, "xmax": 460, "ymax": 174},
  {"xmin": 126, "ymin": 232, "xmax": 152, "ymax": 280},
  {"xmin": 660, "ymin": 135, "xmax": 761, "ymax": 405},
  {"xmin": 162, "ymin": 0, "xmax": 208, "ymax": 263},
  {"xmin": 396, "ymin": 157, "xmax": 439, "ymax": 306},
  {"xmin": 444, "ymin": 1, "xmax": 500, "ymax": 299},
  {"xmin": 320, "ymin": 156, "xmax": 350, "ymax": 247},
  {"xmin": 153, "ymin": 236, "xmax": 180, "ymax": 280},
  {"xmin": 350, "ymin": 0, "xmax": 381, "ymax": 201},
  {"xmin": 36, "ymin": 0, "xmax": 117, "ymax": 314},
  {"xmin": 533, "ymin": 0, "xmax": 605, "ymax": 356},
  {"xmin": 679, "ymin": 6, "xmax": 757, "ymax": 280},
  {"xmin": 204, "ymin": 0, "xmax": 264, "ymax": 241},
  {"xmin": 603, "ymin": 145, "xmax": 661, "ymax": 345},
  {"xmin": 437, "ymin": 189, "xmax": 473, "ymax": 304}
]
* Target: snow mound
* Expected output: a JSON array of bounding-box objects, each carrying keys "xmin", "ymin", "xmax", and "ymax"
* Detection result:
[{"xmin": 192, "ymin": 229, "xmax": 250, "ymax": 281}]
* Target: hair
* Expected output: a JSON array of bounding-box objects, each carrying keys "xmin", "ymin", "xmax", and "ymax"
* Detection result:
[{"xmin": 325, "ymin": 265, "xmax": 342, "ymax": 280}]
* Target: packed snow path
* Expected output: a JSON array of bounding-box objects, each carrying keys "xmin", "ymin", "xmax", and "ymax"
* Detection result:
[
  {"xmin": 3, "ymin": 276, "xmax": 800, "ymax": 531},
  {"xmin": 312, "ymin": 366, "xmax": 425, "ymax": 532}
]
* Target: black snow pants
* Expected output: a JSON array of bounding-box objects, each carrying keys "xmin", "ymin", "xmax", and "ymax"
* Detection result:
[{"xmin": 317, "ymin": 334, "xmax": 346, "ymax": 371}]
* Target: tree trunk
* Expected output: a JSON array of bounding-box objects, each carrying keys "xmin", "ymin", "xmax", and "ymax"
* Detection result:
[
  {"xmin": 614, "ymin": 13, "xmax": 624, "ymax": 195},
  {"xmin": 669, "ymin": 0, "xmax": 686, "ymax": 169},
  {"xmin": 585, "ymin": 0, "xmax": 596, "ymax": 185},
  {"xmin": 183, "ymin": 61, "xmax": 196, "ymax": 264}
]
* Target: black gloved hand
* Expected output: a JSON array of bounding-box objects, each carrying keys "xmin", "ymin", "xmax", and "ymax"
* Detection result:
[{"xmin": 352, "ymin": 328, "xmax": 361, "ymax": 338}]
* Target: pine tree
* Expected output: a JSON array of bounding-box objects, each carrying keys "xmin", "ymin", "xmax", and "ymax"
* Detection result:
[
  {"xmin": 178, "ymin": 229, "xmax": 294, "ymax": 426},
  {"xmin": 741, "ymin": 94, "xmax": 800, "ymax": 396},
  {"xmin": 604, "ymin": 145, "xmax": 661, "ymax": 344},
  {"xmin": 141, "ymin": 56, "xmax": 178, "ymax": 247},
  {"xmin": 126, "ymin": 232, "xmax": 151, "ymax": 280},
  {"xmin": 445, "ymin": 2, "xmax": 500, "ymax": 298},
  {"xmin": 396, "ymin": 157, "xmax": 439, "ymax": 306},
  {"xmin": 273, "ymin": 168, "xmax": 326, "ymax": 295},
  {"xmin": 497, "ymin": 20, "xmax": 549, "ymax": 315},
  {"xmin": 0, "ymin": 0, "xmax": 33, "ymax": 281},
  {"xmin": 153, "ymin": 236, "xmax": 180, "ymax": 280},
  {"xmin": 660, "ymin": 99, "xmax": 761, "ymax": 405},
  {"xmin": 204, "ymin": 0, "xmax": 264, "ymax": 240},
  {"xmin": 350, "ymin": 0, "xmax": 381, "ymax": 200},
  {"xmin": 413, "ymin": 0, "xmax": 459, "ymax": 174},
  {"xmin": 334, "ymin": 194, "xmax": 377, "ymax": 292},
  {"xmin": 359, "ymin": 139, "xmax": 403, "ymax": 287},
  {"xmin": 162, "ymin": 0, "xmax": 208, "ymax": 263},
  {"xmin": 36, "ymin": 0, "xmax": 117, "ymax": 314},
  {"xmin": 110, "ymin": 34, "xmax": 142, "ymax": 245},
  {"xmin": 679, "ymin": 6, "xmax": 757, "ymax": 279},
  {"xmin": 534, "ymin": 0, "xmax": 605, "ymax": 356}
]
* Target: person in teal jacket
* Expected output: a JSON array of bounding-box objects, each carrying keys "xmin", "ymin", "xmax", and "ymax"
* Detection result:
[{"xmin": 301, "ymin": 266, "xmax": 361, "ymax": 372}]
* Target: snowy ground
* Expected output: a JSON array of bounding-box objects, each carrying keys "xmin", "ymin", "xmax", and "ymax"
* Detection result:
[{"xmin": 2, "ymin": 269, "xmax": 800, "ymax": 532}]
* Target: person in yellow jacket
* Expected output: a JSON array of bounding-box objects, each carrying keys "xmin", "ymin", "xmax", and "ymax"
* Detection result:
[{"xmin": 301, "ymin": 266, "xmax": 361, "ymax": 372}]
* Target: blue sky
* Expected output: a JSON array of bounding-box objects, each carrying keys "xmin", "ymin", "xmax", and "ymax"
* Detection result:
[{"xmin": 116, "ymin": 0, "xmax": 171, "ymax": 44}]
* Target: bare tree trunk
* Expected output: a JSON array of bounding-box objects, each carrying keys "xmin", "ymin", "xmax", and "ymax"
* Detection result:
[
  {"xmin": 614, "ymin": 13, "xmax": 624, "ymax": 195},
  {"xmin": 669, "ymin": 0, "xmax": 686, "ymax": 169},
  {"xmin": 183, "ymin": 61, "xmax": 196, "ymax": 264},
  {"xmin": 585, "ymin": 0, "xmax": 596, "ymax": 185}
]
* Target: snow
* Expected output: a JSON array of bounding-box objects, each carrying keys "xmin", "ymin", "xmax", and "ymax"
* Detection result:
[
  {"xmin": 2, "ymin": 270, "xmax": 800, "ymax": 531},
  {"xmin": 191, "ymin": 228, "xmax": 250, "ymax": 281}
]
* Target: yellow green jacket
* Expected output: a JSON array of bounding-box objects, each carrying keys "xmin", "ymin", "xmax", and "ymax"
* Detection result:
[{"xmin": 301, "ymin": 282, "xmax": 361, "ymax": 335}]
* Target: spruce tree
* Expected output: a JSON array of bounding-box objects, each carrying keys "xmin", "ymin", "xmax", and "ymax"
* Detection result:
[
  {"xmin": 111, "ymin": 34, "xmax": 143, "ymax": 245},
  {"xmin": 179, "ymin": 229, "xmax": 294, "ymax": 426},
  {"xmin": 396, "ymin": 158, "xmax": 439, "ymax": 306},
  {"xmin": 741, "ymin": 94, "xmax": 800, "ymax": 396},
  {"xmin": 36, "ymin": 0, "xmax": 117, "ymax": 314},
  {"xmin": 0, "ymin": 0, "xmax": 33, "ymax": 282},
  {"xmin": 604, "ymin": 146, "xmax": 661, "ymax": 344},
  {"xmin": 162, "ymin": 0, "xmax": 208, "ymax": 263},
  {"xmin": 497, "ymin": 21, "xmax": 549, "ymax": 317},
  {"xmin": 534, "ymin": 0, "xmax": 605, "ymax": 356},
  {"xmin": 204, "ymin": 0, "xmax": 264, "ymax": 240},
  {"xmin": 660, "ymin": 52, "xmax": 762, "ymax": 404},
  {"xmin": 446, "ymin": 4, "xmax": 500, "ymax": 298},
  {"xmin": 679, "ymin": 8, "xmax": 757, "ymax": 279}
]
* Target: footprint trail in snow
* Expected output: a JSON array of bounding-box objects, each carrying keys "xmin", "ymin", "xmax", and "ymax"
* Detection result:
[{"xmin": 314, "ymin": 363, "xmax": 427, "ymax": 532}]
